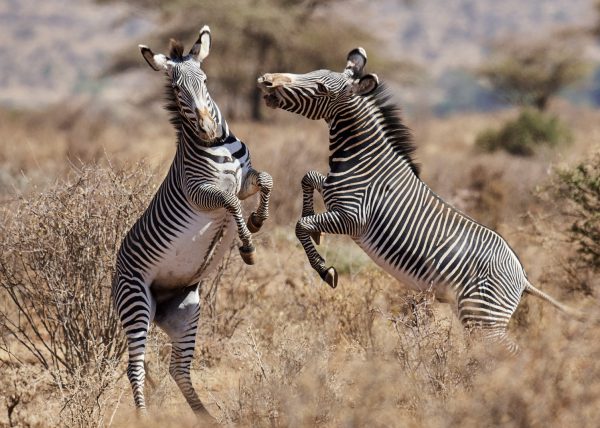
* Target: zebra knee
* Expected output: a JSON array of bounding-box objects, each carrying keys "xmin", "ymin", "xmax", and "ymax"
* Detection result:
[
  {"xmin": 300, "ymin": 172, "xmax": 313, "ymax": 190},
  {"xmin": 258, "ymin": 171, "xmax": 273, "ymax": 193},
  {"xmin": 295, "ymin": 219, "xmax": 310, "ymax": 240}
]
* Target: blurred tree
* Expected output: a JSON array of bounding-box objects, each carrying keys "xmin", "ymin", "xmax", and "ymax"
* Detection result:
[
  {"xmin": 595, "ymin": 0, "xmax": 600, "ymax": 38},
  {"xmin": 103, "ymin": 0, "xmax": 420, "ymax": 120},
  {"xmin": 478, "ymin": 35, "xmax": 587, "ymax": 111}
]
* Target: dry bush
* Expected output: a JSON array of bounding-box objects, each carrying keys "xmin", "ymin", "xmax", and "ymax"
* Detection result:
[
  {"xmin": 553, "ymin": 152, "xmax": 600, "ymax": 276},
  {"xmin": 531, "ymin": 150, "xmax": 600, "ymax": 298},
  {"xmin": 57, "ymin": 354, "xmax": 123, "ymax": 428},
  {"xmin": 0, "ymin": 363, "xmax": 54, "ymax": 427},
  {"xmin": 0, "ymin": 162, "xmax": 155, "ymax": 384}
]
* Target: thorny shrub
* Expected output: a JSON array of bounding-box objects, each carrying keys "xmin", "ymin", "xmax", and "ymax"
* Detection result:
[
  {"xmin": 554, "ymin": 152, "xmax": 600, "ymax": 276},
  {"xmin": 0, "ymin": 162, "xmax": 155, "ymax": 384}
]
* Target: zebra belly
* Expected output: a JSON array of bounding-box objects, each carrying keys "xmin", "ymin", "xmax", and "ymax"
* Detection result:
[
  {"xmin": 355, "ymin": 238, "xmax": 455, "ymax": 299},
  {"xmin": 151, "ymin": 209, "xmax": 235, "ymax": 292}
]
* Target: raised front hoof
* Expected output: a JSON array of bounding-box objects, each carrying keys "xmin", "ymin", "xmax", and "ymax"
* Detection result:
[
  {"xmin": 311, "ymin": 231, "xmax": 322, "ymax": 245},
  {"xmin": 246, "ymin": 212, "xmax": 264, "ymax": 233},
  {"xmin": 319, "ymin": 267, "xmax": 338, "ymax": 289},
  {"xmin": 239, "ymin": 245, "xmax": 256, "ymax": 265}
]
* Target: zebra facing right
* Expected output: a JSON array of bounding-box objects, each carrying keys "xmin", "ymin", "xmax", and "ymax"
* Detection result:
[{"xmin": 258, "ymin": 47, "xmax": 582, "ymax": 353}]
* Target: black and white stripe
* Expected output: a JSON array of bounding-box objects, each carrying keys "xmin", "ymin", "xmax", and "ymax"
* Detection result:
[
  {"xmin": 258, "ymin": 47, "xmax": 578, "ymax": 354},
  {"xmin": 114, "ymin": 26, "xmax": 272, "ymax": 416}
]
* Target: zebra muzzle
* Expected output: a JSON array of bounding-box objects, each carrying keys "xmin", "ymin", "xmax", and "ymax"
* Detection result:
[{"xmin": 257, "ymin": 75, "xmax": 284, "ymax": 109}]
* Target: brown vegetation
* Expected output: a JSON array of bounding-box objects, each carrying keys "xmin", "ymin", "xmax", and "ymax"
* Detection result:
[{"xmin": 0, "ymin": 99, "xmax": 598, "ymax": 427}]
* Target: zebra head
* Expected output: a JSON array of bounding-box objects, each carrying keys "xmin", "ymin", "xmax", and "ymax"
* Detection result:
[
  {"xmin": 139, "ymin": 26, "xmax": 222, "ymax": 142},
  {"xmin": 257, "ymin": 47, "xmax": 379, "ymax": 120}
]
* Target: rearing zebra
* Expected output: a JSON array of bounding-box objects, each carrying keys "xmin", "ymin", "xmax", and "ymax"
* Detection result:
[
  {"xmin": 258, "ymin": 47, "xmax": 580, "ymax": 353},
  {"xmin": 113, "ymin": 27, "xmax": 272, "ymax": 417}
]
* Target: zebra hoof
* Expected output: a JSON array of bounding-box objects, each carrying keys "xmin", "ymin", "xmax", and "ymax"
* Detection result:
[
  {"xmin": 239, "ymin": 245, "xmax": 256, "ymax": 265},
  {"xmin": 320, "ymin": 267, "xmax": 338, "ymax": 289},
  {"xmin": 246, "ymin": 212, "xmax": 264, "ymax": 233},
  {"xmin": 311, "ymin": 231, "xmax": 322, "ymax": 245}
]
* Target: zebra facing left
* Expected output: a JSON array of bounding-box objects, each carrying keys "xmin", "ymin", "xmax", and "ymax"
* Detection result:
[
  {"xmin": 113, "ymin": 26, "xmax": 272, "ymax": 418},
  {"xmin": 258, "ymin": 47, "xmax": 582, "ymax": 354}
]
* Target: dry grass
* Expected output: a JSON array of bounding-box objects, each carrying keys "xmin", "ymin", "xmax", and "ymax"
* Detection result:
[{"xmin": 0, "ymin": 102, "xmax": 598, "ymax": 427}]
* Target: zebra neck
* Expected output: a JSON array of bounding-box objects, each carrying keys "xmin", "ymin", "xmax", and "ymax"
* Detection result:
[
  {"xmin": 177, "ymin": 118, "xmax": 230, "ymax": 148},
  {"xmin": 327, "ymin": 95, "xmax": 418, "ymax": 177},
  {"xmin": 328, "ymin": 101, "xmax": 391, "ymax": 162}
]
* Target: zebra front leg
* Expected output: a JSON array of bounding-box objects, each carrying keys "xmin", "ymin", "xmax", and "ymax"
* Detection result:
[
  {"xmin": 190, "ymin": 184, "xmax": 256, "ymax": 265},
  {"xmin": 300, "ymin": 170, "xmax": 326, "ymax": 245},
  {"xmin": 155, "ymin": 284, "xmax": 215, "ymax": 421},
  {"xmin": 295, "ymin": 210, "xmax": 362, "ymax": 288},
  {"xmin": 241, "ymin": 168, "xmax": 273, "ymax": 233},
  {"xmin": 113, "ymin": 276, "xmax": 155, "ymax": 413}
]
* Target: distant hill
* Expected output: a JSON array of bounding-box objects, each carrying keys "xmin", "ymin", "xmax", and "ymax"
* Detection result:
[
  {"xmin": 0, "ymin": 0, "xmax": 155, "ymax": 109},
  {"xmin": 0, "ymin": 0, "xmax": 596, "ymax": 113},
  {"xmin": 338, "ymin": 0, "xmax": 594, "ymax": 76}
]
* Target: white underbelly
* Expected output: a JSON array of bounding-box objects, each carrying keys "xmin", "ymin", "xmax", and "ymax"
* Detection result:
[
  {"xmin": 355, "ymin": 238, "xmax": 430, "ymax": 292},
  {"xmin": 152, "ymin": 209, "xmax": 236, "ymax": 289}
]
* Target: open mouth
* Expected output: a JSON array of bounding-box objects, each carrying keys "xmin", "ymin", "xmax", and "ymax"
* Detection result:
[
  {"xmin": 262, "ymin": 92, "xmax": 281, "ymax": 109},
  {"xmin": 257, "ymin": 75, "xmax": 283, "ymax": 109}
]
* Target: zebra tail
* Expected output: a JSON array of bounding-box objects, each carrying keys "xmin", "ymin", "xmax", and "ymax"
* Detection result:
[{"xmin": 524, "ymin": 282, "xmax": 586, "ymax": 321}]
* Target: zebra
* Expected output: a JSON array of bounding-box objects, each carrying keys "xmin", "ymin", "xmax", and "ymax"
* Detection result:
[
  {"xmin": 113, "ymin": 26, "xmax": 272, "ymax": 417},
  {"xmin": 257, "ymin": 47, "xmax": 581, "ymax": 353}
]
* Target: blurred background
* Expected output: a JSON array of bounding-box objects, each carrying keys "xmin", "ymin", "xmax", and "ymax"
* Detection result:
[
  {"xmin": 1, "ymin": 1, "xmax": 599, "ymax": 426},
  {"xmin": 1, "ymin": 0, "xmax": 599, "ymax": 196}
]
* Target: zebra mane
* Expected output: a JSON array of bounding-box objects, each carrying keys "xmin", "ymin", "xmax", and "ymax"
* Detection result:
[
  {"xmin": 169, "ymin": 38, "xmax": 185, "ymax": 60},
  {"xmin": 164, "ymin": 81, "xmax": 182, "ymax": 144},
  {"xmin": 368, "ymin": 83, "xmax": 420, "ymax": 177}
]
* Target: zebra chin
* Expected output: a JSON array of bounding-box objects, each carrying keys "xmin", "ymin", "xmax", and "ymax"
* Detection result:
[
  {"xmin": 197, "ymin": 121, "xmax": 222, "ymax": 142},
  {"xmin": 199, "ymin": 128, "xmax": 221, "ymax": 142}
]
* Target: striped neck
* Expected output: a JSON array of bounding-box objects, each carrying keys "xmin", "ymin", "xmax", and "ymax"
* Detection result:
[{"xmin": 327, "ymin": 86, "xmax": 419, "ymax": 177}]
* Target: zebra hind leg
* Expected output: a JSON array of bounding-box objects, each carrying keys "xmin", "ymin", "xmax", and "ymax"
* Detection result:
[
  {"xmin": 113, "ymin": 277, "xmax": 156, "ymax": 414},
  {"xmin": 154, "ymin": 284, "xmax": 214, "ymax": 420},
  {"xmin": 462, "ymin": 318, "xmax": 520, "ymax": 357}
]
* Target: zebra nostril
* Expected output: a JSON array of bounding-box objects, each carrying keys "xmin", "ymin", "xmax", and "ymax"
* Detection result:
[{"xmin": 258, "ymin": 75, "xmax": 273, "ymax": 88}]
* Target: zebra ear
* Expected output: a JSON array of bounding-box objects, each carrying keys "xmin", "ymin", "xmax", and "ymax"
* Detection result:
[
  {"xmin": 345, "ymin": 47, "xmax": 368, "ymax": 78},
  {"xmin": 351, "ymin": 73, "xmax": 379, "ymax": 96},
  {"xmin": 190, "ymin": 25, "xmax": 211, "ymax": 62},
  {"xmin": 139, "ymin": 45, "xmax": 168, "ymax": 71}
]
